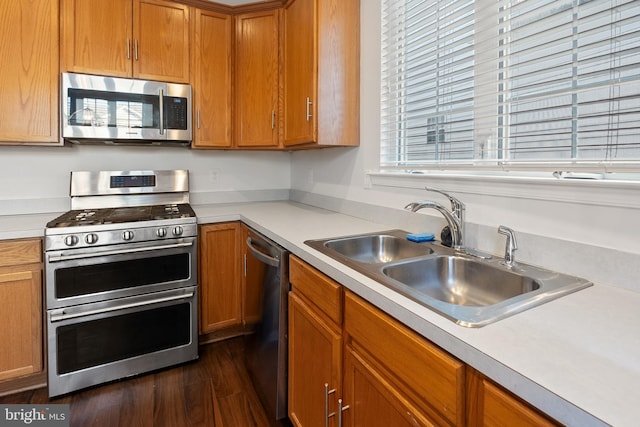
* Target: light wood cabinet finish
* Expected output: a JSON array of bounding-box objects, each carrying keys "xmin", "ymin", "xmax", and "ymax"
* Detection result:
[
  {"xmin": 134, "ymin": 0, "xmax": 190, "ymax": 83},
  {"xmin": 61, "ymin": 0, "xmax": 190, "ymax": 83},
  {"xmin": 234, "ymin": 9, "xmax": 280, "ymax": 148},
  {"xmin": 466, "ymin": 367, "xmax": 560, "ymax": 427},
  {"xmin": 191, "ymin": 8, "xmax": 233, "ymax": 148},
  {"xmin": 288, "ymin": 255, "xmax": 343, "ymax": 427},
  {"xmin": 343, "ymin": 346, "xmax": 436, "ymax": 427},
  {"xmin": 199, "ymin": 223, "xmax": 242, "ymax": 334},
  {"xmin": 283, "ymin": 0, "xmax": 360, "ymax": 148},
  {"xmin": 61, "ymin": 0, "xmax": 133, "ymax": 77},
  {"xmin": 0, "ymin": 239, "xmax": 43, "ymax": 382},
  {"xmin": 0, "ymin": 0, "xmax": 59, "ymax": 144},
  {"xmin": 344, "ymin": 291, "xmax": 465, "ymax": 426}
]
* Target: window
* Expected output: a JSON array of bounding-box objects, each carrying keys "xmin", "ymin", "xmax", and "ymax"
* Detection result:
[{"xmin": 380, "ymin": 0, "xmax": 640, "ymax": 173}]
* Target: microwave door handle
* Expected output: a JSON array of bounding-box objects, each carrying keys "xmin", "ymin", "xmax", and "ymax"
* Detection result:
[{"xmin": 159, "ymin": 89, "xmax": 165, "ymax": 135}]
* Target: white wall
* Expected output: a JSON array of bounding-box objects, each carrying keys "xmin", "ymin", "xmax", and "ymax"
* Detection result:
[
  {"xmin": 0, "ymin": 144, "xmax": 291, "ymax": 215},
  {"xmin": 289, "ymin": 1, "xmax": 640, "ymax": 290}
]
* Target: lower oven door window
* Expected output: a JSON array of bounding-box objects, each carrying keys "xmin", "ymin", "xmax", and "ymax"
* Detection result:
[{"xmin": 47, "ymin": 287, "xmax": 198, "ymax": 397}]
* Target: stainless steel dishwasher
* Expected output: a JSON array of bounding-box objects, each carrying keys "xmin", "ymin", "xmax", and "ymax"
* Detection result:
[{"xmin": 244, "ymin": 226, "xmax": 290, "ymax": 421}]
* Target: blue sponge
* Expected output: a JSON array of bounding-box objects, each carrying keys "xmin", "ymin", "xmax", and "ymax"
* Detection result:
[{"xmin": 406, "ymin": 233, "xmax": 435, "ymax": 243}]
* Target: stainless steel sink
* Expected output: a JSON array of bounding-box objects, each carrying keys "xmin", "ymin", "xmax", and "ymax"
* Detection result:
[
  {"xmin": 324, "ymin": 234, "xmax": 433, "ymax": 263},
  {"xmin": 305, "ymin": 230, "xmax": 592, "ymax": 327},
  {"xmin": 382, "ymin": 256, "xmax": 540, "ymax": 307}
]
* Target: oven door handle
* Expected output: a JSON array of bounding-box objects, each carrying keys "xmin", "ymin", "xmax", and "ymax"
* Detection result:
[
  {"xmin": 49, "ymin": 290, "xmax": 195, "ymax": 323},
  {"xmin": 47, "ymin": 241, "xmax": 194, "ymax": 263}
]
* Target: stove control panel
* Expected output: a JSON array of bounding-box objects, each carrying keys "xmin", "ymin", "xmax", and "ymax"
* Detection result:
[{"xmin": 46, "ymin": 222, "xmax": 197, "ymax": 251}]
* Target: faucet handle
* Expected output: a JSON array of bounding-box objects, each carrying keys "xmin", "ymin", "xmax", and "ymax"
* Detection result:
[
  {"xmin": 424, "ymin": 187, "xmax": 465, "ymax": 216},
  {"xmin": 498, "ymin": 225, "xmax": 518, "ymax": 266}
]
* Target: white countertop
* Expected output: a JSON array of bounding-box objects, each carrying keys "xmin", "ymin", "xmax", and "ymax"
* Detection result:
[{"xmin": 3, "ymin": 201, "xmax": 638, "ymax": 426}]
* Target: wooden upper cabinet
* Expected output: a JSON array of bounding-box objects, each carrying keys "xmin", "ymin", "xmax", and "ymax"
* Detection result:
[
  {"xmin": 60, "ymin": 0, "xmax": 132, "ymax": 77},
  {"xmin": 283, "ymin": 0, "xmax": 360, "ymax": 148},
  {"xmin": 282, "ymin": 0, "xmax": 315, "ymax": 145},
  {"xmin": 134, "ymin": 0, "xmax": 190, "ymax": 83},
  {"xmin": 234, "ymin": 9, "xmax": 280, "ymax": 149},
  {"xmin": 191, "ymin": 8, "xmax": 232, "ymax": 148},
  {"xmin": 0, "ymin": 0, "xmax": 59, "ymax": 144},
  {"xmin": 61, "ymin": 0, "xmax": 190, "ymax": 83}
]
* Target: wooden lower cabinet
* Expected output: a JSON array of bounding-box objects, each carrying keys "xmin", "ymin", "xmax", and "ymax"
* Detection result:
[
  {"xmin": 0, "ymin": 239, "xmax": 43, "ymax": 383},
  {"xmin": 288, "ymin": 256, "xmax": 343, "ymax": 427},
  {"xmin": 466, "ymin": 368, "xmax": 560, "ymax": 427},
  {"xmin": 288, "ymin": 256, "xmax": 559, "ymax": 427},
  {"xmin": 343, "ymin": 346, "xmax": 436, "ymax": 427},
  {"xmin": 198, "ymin": 222, "xmax": 242, "ymax": 334},
  {"xmin": 344, "ymin": 291, "xmax": 465, "ymax": 427}
]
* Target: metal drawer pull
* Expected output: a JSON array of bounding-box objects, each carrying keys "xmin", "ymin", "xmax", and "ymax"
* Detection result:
[{"xmin": 49, "ymin": 290, "xmax": 194, "ymax": 322}]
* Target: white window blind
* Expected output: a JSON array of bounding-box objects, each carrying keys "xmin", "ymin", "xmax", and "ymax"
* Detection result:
[{"xmin": 380, "ymin": 0, "xmax": 640, "ymax": 172}]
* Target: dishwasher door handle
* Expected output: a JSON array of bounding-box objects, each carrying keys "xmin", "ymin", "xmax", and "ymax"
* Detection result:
[{"xmin": 246, "ymin": 237, "xmax": 280, "ymax": 267}]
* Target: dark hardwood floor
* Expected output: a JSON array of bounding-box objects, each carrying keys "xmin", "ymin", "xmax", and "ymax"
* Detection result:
[{"xmin": 0, "ymin": 338, "xmax": 289, "ymax": 427}]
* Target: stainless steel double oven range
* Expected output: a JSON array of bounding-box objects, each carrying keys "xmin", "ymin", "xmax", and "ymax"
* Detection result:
[{"xmin": 44, "ymin": 170, "xmax": 198, "ymax": 397}]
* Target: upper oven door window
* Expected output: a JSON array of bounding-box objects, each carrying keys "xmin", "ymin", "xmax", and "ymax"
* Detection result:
[{"xmin": 46, "ymin": 238, "xmax": 196, "ymax": 308}]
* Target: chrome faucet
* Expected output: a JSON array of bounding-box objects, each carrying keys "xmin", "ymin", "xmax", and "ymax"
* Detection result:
[
  {"xmin": 405, "ymin": 187, "xmax": 465, "ymax": 249},
  {"xmin": 498, "ymin": 225, "xmax": 518, "ymax": 266}
]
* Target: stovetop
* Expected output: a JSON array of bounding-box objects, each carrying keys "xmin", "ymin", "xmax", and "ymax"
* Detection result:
[{"xmin": 46, "ymin": 204, "xmax": 196, "ymax": 228}]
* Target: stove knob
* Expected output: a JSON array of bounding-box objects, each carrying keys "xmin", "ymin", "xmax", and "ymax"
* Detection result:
[
  {"xmin": 172, "ymin": 226, "xmax": 184, "ymax": 236},
  {"xmin": 156, "ymin": 227, "xmax": 167, "ymax": 238},
  {"xmin": 64, "ymin": 235, "xmax": 79, "ymax": 247},
  {"xmin": 85, "ymin": 233, "xmax": 98, "ymax": 244},
  {"xmin": 122, "ymin": 230, "xmax": 134, "ymax": 241}
]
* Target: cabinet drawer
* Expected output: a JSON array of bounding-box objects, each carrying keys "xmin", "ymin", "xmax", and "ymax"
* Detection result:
[
  {"xmin": 344, "ymin": 291, "xmax": 465, "ymax": 426},
  {"xmin": 289, "ymin": 256, "xmax": 342, "ymax": 326},
  {"xmin": 0, "ymin": 239, "xmax": 42, "ymax": 268}
]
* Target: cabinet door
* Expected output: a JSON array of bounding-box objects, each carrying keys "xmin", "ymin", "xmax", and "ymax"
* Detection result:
[
  {"xmin": 343, "ymin": 346, "xmax": 436, "ymax": 427},
  {"xmin": 191, "ymin": 9, "xmax": 232, "ymax": 148},
  {"xmin": 235, "ymin": 10, "xmax": 280, "ymax": 148},
  {"xmin": 0, "ymin": 239, "xmax": 43, "ymax": 382},
  {"xmin": 283, "ymin": 0, "xmax": 360, "ymax": 148},
  {"xmin": 134, "ymin": 0, "xmax": 190, "ymax": 83},
  {"xmin": 60, "ymin": 0, "xmax": 132, "ymax": 77},
  {"xmin": 466, "ymin": 368, "xmax": 560, "ymax": 427},
  {"xmin": 199, "ymin": 223, "xmax": 242, "ymax": 333},
  {"xmin": 289, "ymin": 292, "xmax": 342, "ymax": 427},
  {"xmin": 0, "ymin": 0, "xmax": 59, "ymax": 144},
  {"xmin": 283, "ymin": 0, "xmax": 316, "ymax": 146}
]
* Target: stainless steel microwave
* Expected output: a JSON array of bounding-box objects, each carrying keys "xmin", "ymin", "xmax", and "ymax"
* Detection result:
[{"xmin": 61, "ymin": 73, "xmax": 192, "ymax": 146}]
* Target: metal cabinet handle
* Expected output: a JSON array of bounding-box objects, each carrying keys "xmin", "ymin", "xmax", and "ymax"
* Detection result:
[
  {"xmin": 126, "ymin": 38, "xmax": 131, "ymax": 60},
  {"xmin": 337, "ymin": 399, "xmax": 350, "ymax": 427},
  {"xmin": 271, "ymin": 110, "xmax": 275, "ymax": 129},
  {"xmin": 306, "ymin": 97, "xmax": 313, "ymax": 121},
  {"xmin": 325, "ymin": 383, "xmax": 336, "ymax": 427},
  {"xmin": 134, "ymin": 39, "xmax": 139, "ymax": 60},
  {"xmin": 197, "ymin": 110, "xmax": 201, "ymax": 129}
]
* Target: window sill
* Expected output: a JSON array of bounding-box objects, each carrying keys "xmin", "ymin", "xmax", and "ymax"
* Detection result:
[{"xmin": 367, "ymin": 171, "xmax": 640, "ymax": 210}]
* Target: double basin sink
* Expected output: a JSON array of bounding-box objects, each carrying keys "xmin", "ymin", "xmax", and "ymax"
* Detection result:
[{"xmin": 305, "ymin": 230, "xmax": 592, "ymax": 327}]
